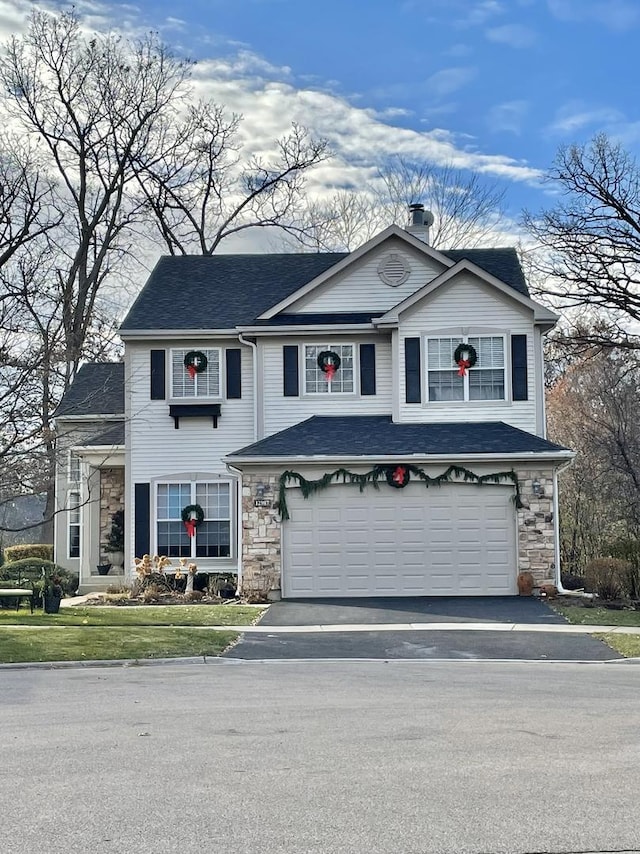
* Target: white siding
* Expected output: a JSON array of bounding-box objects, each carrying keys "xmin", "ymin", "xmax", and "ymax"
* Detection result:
[
  {"xmin": 260, "ymin": 335, "xmax": 393, "ymax": 436},
  {"xmin": 286, "ymin": 238, "xmax": 445, "ymax": 314},
  {"xmin": 397, "ymin": 274, "xmax": 538, "ymax": 433},
  {"xmin": 127, "ymin": 340, "xmax": 255, "ymax": 483},
  {"xmin": 126, "ymin": 339, "xmax": 255, "ymax": 571}
]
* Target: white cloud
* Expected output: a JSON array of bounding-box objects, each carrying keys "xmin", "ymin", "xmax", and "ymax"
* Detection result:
[
  {"xmin": 547, "ymin": 103, "xmax": 625, "ymax": 135},
  {"xmin": 1, "ymin": 0, "xmax": 542, "ymax": 246},
  {"xmin": 424, "ymin": 66, "xmax": 477, "ymax": 99},
  {"xmin": 485, "ymin": 23, "xmax": 536, "ymax": 47},
  {"xmin": 487, "ymin": 100, "xmax": 529, "ymax": 135},
  {"xmin": 547, "ymin": 0, "xmax": 640, "ymax": 31}
]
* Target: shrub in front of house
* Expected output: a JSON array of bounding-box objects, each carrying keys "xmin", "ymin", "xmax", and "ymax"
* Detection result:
[
  {"xmin": 607, "ymin": 538, "xmax": 640, "ymax": 598},
  {"xmin": 0, "ymin": 559, "xmax": 78, "ymax": 601},
  {"xmin": 3, "ymin": 544, "xmax": 54, "ymax": 564},
  {"xmin": 584, "ymin": 557, "xmax": 633, "ymax": 600}
]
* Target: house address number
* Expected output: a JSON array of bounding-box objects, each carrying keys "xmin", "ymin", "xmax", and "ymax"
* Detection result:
[{"xmin": 254, "ymin": 498, "xmax": 271, "ymax": 508}]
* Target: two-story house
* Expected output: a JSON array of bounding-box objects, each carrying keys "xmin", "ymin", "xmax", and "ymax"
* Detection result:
[{"xmin": 54, "ymin": 207, "xmax": 573, "ymax": 597}]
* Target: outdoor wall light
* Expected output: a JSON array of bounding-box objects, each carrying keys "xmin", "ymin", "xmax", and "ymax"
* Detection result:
[
  {"xmin": 255, "ymin": 482, "xmax": 271, "ymax": 498},
  {"xmin": 532, "ymin": 479, "xmax": 542, "ymax": 496}
]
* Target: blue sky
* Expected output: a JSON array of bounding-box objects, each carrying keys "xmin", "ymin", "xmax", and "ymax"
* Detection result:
[{"xmin": 7, "ymin": 0, "xmax": 640, "ymax": 243}]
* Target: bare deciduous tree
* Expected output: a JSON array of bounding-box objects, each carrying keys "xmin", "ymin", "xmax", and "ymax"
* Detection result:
[
  {"xmin": 294, "ymin": 157, "xmax": 506, "ymax": 251},
  {"xmin": 0, "ymin": 8, "xmax": 328, "ymax": 539},
  {"xmin": 133, "ymin": 111, "xmax": 329, "ymax": 255},
  {"xmin": 524, "ymin": 134, "xmax": 640, "ymax": 349},
  {"xmin": 547, "ymin": 344, "xmax": 640, "ymax": 571}
]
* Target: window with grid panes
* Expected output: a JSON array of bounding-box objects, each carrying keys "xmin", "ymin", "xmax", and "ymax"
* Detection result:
[
  {"xmin": 68, "ymin": 491, "xmax": 80, "ymax": 558},
  {"xmin": 304, "ymin": 344, "xmax": 354, "ymax": 394},
  {"xmin": 68, "ymin": 451, "xmax": 81, "ymax": 484},
  {"xmin": 171, "ymin": 348, "xmax": 221, "ymax": 398},
  {"xmin": 156, "ymin": 482, "xmax": 231, "ymax": 558},
  {"xmin": 427, "ymin": 335, "xmax": 505, "ymax": 402}
]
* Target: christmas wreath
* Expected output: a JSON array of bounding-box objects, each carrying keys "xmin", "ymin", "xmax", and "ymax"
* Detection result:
[
  {"xmin": 317, "ymin": 350, "xmax": 341, "ymax": 381},
  {"xmin": 184, "ymin": 350, "xmax": 208, "ymax": 380},
  {"xmin": 181, "ymin": 503, "xmax": 205, "ymax": 537},
  {"xmin": 386, "ymin": 465, "xmax": 410, "ymax": 488},
  {"xmin": 453, "ymin": 343, "xmax": 477, "ymax": 377}
]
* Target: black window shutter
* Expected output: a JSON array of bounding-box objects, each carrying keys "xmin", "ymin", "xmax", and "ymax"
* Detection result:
[
  {"xmin": 150, "ymin": 350, "xmax": 166, "ymax": 400},
  {"xmin": 359, "ymin": 343, "xmax": 376, "ymax": 395},
  {"xmin": 511, "ymin": 334, "xmax": 528, "ymax": 401},
  {"xmin": 134, "ymin": 483, "xmax": 150, "ymax": 558},
  {"xmin": 226, "ymin": 348, "xmax": 242, "ymax": 399},
  {"xmin": 405, "ymin": 337, "xmax": 422, "ymax": 403},
  {"xmin": 283, "ymin": 345, "xmax": 299, "ymax": 397}
]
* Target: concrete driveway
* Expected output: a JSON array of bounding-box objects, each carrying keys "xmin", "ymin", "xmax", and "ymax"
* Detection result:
[{"xmin": 226, "ymin": 596, "xmax": 621, "ymax": 661}]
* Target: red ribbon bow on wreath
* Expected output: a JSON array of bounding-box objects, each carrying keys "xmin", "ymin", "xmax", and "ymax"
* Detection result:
[
  {"xmin": 456, "ymin": 358, "xmax": 470, "ymax": 377},
  {"xmin": 392, "ymin": 466, "xmax": 407, "ymax": 485},
  {"xmin": 184, "ymin": 518, "xmax": 197, "ymax": 538}
]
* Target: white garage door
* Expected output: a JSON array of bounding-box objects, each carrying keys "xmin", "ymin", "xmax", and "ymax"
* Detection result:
[{"xmin": 282, "ymin": 482, "xmax": 517, "ymax": 597}]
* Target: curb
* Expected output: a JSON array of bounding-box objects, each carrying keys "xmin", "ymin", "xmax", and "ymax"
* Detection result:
[
  {"xmin": 4, "ymin": 622, "xmax": 640, "ymax": 634},
  {"xmin": 1, "ymin": 656, "xmax": 638, "ymax": 671}
]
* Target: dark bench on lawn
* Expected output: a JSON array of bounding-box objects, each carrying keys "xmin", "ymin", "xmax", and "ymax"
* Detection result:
[{"xmin": 0, "ymin": 567, "xmax": 35, "ymax": 613}]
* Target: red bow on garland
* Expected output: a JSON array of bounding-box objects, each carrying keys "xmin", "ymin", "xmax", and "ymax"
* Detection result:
[
  {"xmin": 392, "ymin": 466, "xmax": 407, "ymax": 485},
  {"xmin": 456, "ymin": 358, "xmax": 470, "ymax": 376}
]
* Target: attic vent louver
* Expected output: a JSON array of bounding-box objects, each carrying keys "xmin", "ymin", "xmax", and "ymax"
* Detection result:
[{"xmin": 377, "ymin": 253, "xmax": 410, "ymax": 287}]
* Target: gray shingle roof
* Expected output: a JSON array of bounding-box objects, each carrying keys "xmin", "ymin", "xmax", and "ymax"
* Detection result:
[
  {"xmin": 120, "ymin": 247, "xmax": 528, "ymax": 332},
  {"xmin": 445, "ymin": 247, "xmax": 528, "ymax": 296},
  {"xmin": 54, "ymin": 363, "xmax": 124, "ymax": 417},
  {"xmin": 120, "ymin": 254, "xmax": 346, "ymax": 331},
  {"xmin": 84, "ymin": 423, "xmax": 125, "ymax": 446},
  {"xmin": 228, "ymin": 416, "xmax": 569, "ymax": 458}
]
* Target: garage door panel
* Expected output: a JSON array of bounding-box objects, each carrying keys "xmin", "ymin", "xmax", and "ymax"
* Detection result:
[{"xmin": 283, "ymin": 483, "xmax": 517, "ymax": 597}]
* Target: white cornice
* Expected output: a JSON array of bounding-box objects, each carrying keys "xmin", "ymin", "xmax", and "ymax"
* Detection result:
[
  {"xmin": 224, "ymin": 450, "xmax": 575, "ymax": 465},
  {"xmin": 236, "ymin": 324, "xmax": 379, "ymax": 336},
  {"xmin": 119, "ymin": 329, "xmax": 238, "ymax": 340}
]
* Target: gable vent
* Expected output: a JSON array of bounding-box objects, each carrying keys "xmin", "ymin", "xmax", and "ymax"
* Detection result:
[{"xmin": 377, "ymin": 253, "xmax": 411, "ymax": 287}]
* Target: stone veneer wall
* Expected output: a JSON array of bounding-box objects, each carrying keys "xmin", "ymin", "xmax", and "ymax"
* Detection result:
[
  {"xmin": 99, "ymin": 467, "xmax": 125, "ymax": 555},
  {"xmin": 515, "ymin": 466, "xmax": 556, "ymax": 585},
  {"xmin": 241, "ymin": 473, "xmax": 282, "ymax": 596},
  {"xmin": 239, "ymin": 467, "xmax": 559, "ymax": 594}
]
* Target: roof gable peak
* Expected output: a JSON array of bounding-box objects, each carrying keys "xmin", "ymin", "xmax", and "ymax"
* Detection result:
[{"xmin": 257, "ymin": 225, "xmax": 453, "ymax": 320}]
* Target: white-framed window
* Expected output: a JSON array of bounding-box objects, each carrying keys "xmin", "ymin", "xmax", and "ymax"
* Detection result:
[
  {"xmin": 171, "ymin": 348, "xmax": 221, "ymax": 399},
  {"xmin": 303, "ymin": 344, "xmax": 354, "ymax": 395},
  {"xmin": 156, "ymin": 481, "xmax": 232, "ymax": 559},
  {"xmin": 427, "ymin": 335, "xmax": 506, "ymax": 402},
  {"xmin": 68, "ymin": 451, "xmax": 81, "ymax": 484},
  {"xmin": 68, "ymin": 491, "xmax": 81, "ymax": 559}
]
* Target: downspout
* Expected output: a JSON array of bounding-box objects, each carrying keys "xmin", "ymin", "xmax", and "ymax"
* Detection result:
[
  {"xmin": 226, "ymin": 462, "xmax": 244, "ymax": 595},
  {"xmin": 553, "ymin": 457, "xmax": 591, "ymax": 597},
  {"xmin": 229, "ymin": 334, "xmax": 258, "ymax": 594},
  {"xmin": 238, "ymin": 332, "xmax": 258, "ymax": 443}
]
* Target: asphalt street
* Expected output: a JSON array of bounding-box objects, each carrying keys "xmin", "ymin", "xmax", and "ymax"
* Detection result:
[{"xmin": 2, "ymin": 659, "xmax": 640, "ymax": 854}]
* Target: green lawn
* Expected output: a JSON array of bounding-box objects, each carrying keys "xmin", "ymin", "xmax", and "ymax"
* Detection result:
[
  {"xmin": 0, "ymin": 604, "xmax": 265, "ymax": 627},
  {"xmin": 554, "ymin": 605, "xmax": 640, "ymax": 658},
  {"xmin": 0, "ymin": 603, "xmax": 265, "ymax": 663},
  {"xmin": 596, "ymin": 633, "xmax": 640, "ymax": 658},
  {"xmin": 554, "ymin": 604, "xmax": 640, "ymax": 626},
  {"xmin": 0, "ymin": 626, "xmax": 238, "ymax": 663}
]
